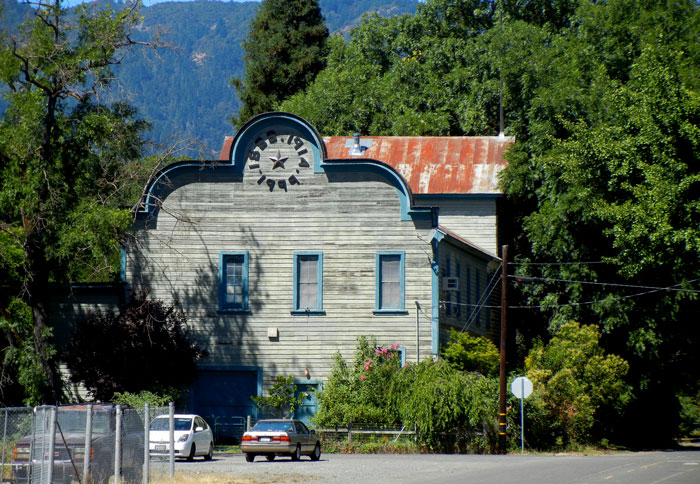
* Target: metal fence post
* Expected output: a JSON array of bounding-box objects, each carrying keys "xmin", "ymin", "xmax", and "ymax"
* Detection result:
[
  {"xmin": 168, "ymin": 402, "xmax": 175, "ymax": 479},
  {"xmin": 47, "ymin": 407, "xmax": 57, "ymax": 484},
  {"xmin": 115, "ymin": 405, "xmax": 122, "ymax": 484},
  {"xmin": 1, "ymin": 409, "xmax": 7, "ymax": 479},
  {"xmin": 83, "ymin": 404, "xmax": 93, "ymax": 484},
  {"xmin": 144, "ymin": 403, "xmax": 150, "ymax": 484},
  {"xmin": 29, "ymin": 408, "xmax": 37, "ymax": 484}
]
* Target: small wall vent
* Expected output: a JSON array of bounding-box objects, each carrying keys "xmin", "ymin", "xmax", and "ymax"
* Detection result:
[{"xmin": 442, "ymin": 277, "xmax": 459, "ymax": 291}]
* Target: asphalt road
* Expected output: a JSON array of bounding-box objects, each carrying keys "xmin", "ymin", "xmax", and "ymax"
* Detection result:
[{"xmin": 151, "ymin": 450, "xmax": 700, "ymax": 484}]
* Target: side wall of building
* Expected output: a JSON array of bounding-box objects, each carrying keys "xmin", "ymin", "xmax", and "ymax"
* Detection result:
[
  {"xmin": 429, "ymin": 198, "xmax": 498, "ymax": 255},
  {"xmin": 436, "ymin": 242, "xmax": 497, "ymax": 349}
]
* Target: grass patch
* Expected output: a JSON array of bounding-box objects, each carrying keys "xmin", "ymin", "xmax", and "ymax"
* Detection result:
[{"xmin": 151, "ymin": 471, "xmax": 317, "ymax": 484}]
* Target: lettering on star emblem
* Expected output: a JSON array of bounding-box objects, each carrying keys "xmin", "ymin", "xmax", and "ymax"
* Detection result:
[{"xmin": 247, "ymin": 130, "xmax": 310, "ymax": 192}]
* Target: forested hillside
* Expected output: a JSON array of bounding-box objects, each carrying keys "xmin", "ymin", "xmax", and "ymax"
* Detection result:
[{"xmin": 0, "ymin": 0, "xmax": 419, "ymax": 156}]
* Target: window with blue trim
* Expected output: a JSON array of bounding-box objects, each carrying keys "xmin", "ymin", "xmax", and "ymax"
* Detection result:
[
  {"xmin": 466, "ymin": 266, "xmax": 472, "ymax": 318},
  {"xmin": 376, "ymin": 252, "xmax": 405, "ymax": 312},
  {"xmin": 456, "ymin": 263, "xmax": 462, "ymax": 317},
  {"xmin": 219, "ymin": 252, "xmax": 249, "ymax": 311},
  {"xmin": 293, "ymin": 252, "xmax": 323, "ymax": 313},
  {"xmin": 444, "ymin": 256, "xmax": 452, "ymax": 314}
]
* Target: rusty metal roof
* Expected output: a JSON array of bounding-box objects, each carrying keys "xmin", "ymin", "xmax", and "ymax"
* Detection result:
[
  {"xmin": 325, "ymin": 136, "xmax": 513, "ymax": 195},
  {"xmin": 220, "ymin": 134, "xmax": 514, "ymax": 195}
]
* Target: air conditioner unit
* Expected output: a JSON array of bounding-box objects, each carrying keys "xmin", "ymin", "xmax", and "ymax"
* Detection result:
[{"xmin": 442, "ymin": 277, "xmax": 459, "ymax": 291}]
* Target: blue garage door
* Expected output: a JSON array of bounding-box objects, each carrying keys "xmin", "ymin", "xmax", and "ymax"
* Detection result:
[{"xmin": 190, "ymin": 369, "xmax": 259, "ymax": 444}]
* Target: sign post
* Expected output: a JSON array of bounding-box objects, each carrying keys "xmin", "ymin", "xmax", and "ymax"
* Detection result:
[{"xmin": 510, "ymin": 376, "xmax": 533, "ymax": 454}]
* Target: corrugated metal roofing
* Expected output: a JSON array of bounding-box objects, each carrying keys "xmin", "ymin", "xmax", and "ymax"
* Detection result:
[
  {"xmin": 323, "ymin": 136, "xmax": 513, "ymax": 195},
  {"xmin": 219, "ymin": 134, "xmax": 514, "ymax": 195}
]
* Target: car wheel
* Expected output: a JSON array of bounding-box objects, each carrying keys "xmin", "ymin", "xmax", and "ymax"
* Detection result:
[
  {"xmin": 204, "ymin": 442, "xmax": 213, "ymax": 460},
  {"xmin": 187, "ymin": 443, "xmax": 196, "ymax": 461},
  {"xmin": 310, "ymin": 443, "xmax": 321, "ymax": 461},
  {"xmin": 291, "ymin": 444, "xmax": 301, "ymax": 461},
  {"xmin": 245, "ymin": 453, "xmax": 255, "ymax": 463},
  {"xmin": 265, "ymin": 453, "xmax": 275, "ymax": 461}
]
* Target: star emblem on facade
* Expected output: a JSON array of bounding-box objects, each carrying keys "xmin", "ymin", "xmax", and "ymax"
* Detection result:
[{"xmin": 269, "ymin": 150, "xmax": 288, "ymax": 170}]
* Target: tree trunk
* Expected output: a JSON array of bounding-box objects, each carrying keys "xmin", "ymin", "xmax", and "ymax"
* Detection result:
[{"xmin": 25, "ymin": 225, "xmax": 61, "ymax": 403}]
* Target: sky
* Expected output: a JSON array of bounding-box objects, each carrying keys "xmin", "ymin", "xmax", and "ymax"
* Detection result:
[{"xmin": 60, "ymin": 0, "xmax": 260, "ymax": 7}]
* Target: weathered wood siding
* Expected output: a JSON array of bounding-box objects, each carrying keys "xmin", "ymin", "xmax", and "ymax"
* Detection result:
[
  {"xmin": 437, "ymin": 242, "xmax": 496, "ymax": 343},
  {"xmin": 429, "ymin": 198, "xmax": 498, "ymax": 255},
  {"xmin": 128, "ymin": 164, "xmax": 435, "ymax": 390}
]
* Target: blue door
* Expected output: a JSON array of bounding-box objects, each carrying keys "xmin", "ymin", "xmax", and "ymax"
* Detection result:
[
  {"xmin": 190, "ymin": 369, "xmax": 260, "ymax": 443},
  {"xmin": 294, "ymin": 382, "xmax": 320, "ymax": 425}
]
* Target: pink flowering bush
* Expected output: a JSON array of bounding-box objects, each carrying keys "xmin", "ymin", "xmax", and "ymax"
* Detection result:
[{"xmin": 314, "ymin": 336, "xmax": 403, "ymax": 428}]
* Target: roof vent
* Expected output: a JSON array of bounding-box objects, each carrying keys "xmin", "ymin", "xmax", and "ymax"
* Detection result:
[{"xmin": 345, "ymin": 133, "xmax": 372, "ymax": 156}]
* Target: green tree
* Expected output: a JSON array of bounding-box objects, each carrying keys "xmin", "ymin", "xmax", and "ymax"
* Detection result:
[
  {"xmin": 523, "ymin": 322, "xmax": 631, "ymax": 449},
  {"xmin": 231, "ymin": 0, "xmax": 328, "ymax": 128},
  {"xmin": 63, "ymin": 290, "xmax": 207, "ymax": 402},
  {"xmin": 501, "ymin": 2, "xmax": 700, "ymax": 445},
  {"xmin": 441, "ymin": 328, "xmax": 500, "ymax": 377},
  {"xmin": 282, "ymin": 0, "xmax": 500, "ymax": 135},
  {"xmin": 251, "ymin": 375, "xmax": 306, "ymax": 418},
  {"xmin": 0, "ymin": 0, "xmax": 153, "ymax": 404}
]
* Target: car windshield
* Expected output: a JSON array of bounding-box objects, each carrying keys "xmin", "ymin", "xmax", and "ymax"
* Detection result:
[
  {"xmin": 57, "ymin": 411, "xmax": 110, "ymax": 433},
  {"xmin": 252, "ymin": 421, "xmax": 294, "ymax": 432},
  {"xmin": 150, "ymin": 417, "xmax": 192, "ymax": 432}
]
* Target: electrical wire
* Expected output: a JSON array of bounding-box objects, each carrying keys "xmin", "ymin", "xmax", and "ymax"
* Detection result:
[
  {"xmin": 509, "ymin": 275, "xmax": 700, "ymax": 293},
  {"xmin": 507, "ymin": 261, "xmax": 610, "ymax": 266},
  {"xmin": 439, "ymin": 277, "xmax": 699, "ymax": 311},
  {"xmin": 459, "ymin": 268, "xmax": 502, "ymax": 333}
]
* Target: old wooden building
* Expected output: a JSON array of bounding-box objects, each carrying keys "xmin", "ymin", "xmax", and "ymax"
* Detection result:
[{"xmin": 127, "ymin": 112, "xmax": 512, "ymax": 424}]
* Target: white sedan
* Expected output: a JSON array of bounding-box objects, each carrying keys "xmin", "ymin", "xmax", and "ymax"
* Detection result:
[{"xmin": 149, "ymin": 414, "xmax": 214, "ymax": 460}]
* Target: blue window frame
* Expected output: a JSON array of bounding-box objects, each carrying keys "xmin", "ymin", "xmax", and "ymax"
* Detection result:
[
  {"xmin": 375, "ymin": 252, "xmax": 406, "ymax": 313},
  {"xmin": 219, "ymin": 251, "xmax": 249, "ymax": 312},
  {"xmin": 456, "ymin": 263, "xmax": 462, "ymax": 317},
  {"xmin": 293, "ymin": 252, "xmax": 323, "ymax": 313},
  {"xmin": 444, "ymin": 256, "xmax": 452, "ymax": 314},
  {"xmin": 466, "ymin": 266, "xmax": 472, "ymax": 318}
]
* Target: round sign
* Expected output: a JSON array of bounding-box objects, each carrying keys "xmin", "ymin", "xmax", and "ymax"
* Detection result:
[{"xmin": 510, "ymin": 376, "xmax": 533, "ymax": 399}]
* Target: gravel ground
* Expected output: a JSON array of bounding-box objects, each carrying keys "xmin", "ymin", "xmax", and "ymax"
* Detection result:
[{"xmin": 146, "ymin": 450, "xmax": 700, "ymax": 484}]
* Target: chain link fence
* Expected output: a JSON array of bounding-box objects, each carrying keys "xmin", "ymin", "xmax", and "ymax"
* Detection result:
[{"xmin": 1, "ymin": 404, "xmax": 179, "ymax": 484}]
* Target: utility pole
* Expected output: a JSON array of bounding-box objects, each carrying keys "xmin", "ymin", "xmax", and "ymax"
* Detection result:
[{"xmin": 498, "ymin": 245, "xmax": 508, "ymax": 453}]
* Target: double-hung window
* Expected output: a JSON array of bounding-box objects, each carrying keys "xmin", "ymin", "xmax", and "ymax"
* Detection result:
[
  {"xmin": 219, "ymin": 252, "xmax": 249, "ymax": 312},
  {"xmin": 375, "ymin": 252, "xmax": 406, "ymax": 313},
  {"xmin": 293, "ymin": 252, "xmax": 323, "ymax": 313}
]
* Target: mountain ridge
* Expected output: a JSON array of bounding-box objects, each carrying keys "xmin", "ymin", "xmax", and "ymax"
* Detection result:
[{"xmin": 0, "ymin": 0, "xmax": 419, "ymax": 156}]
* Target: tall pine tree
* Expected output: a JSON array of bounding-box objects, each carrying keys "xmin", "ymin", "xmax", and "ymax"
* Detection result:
[{"xmin": 231, "ymin": 0, "xmax": 328, "ymax": 128}]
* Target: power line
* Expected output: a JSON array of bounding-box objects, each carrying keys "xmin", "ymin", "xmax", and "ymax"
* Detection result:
[
  {"xmin": 510, "ymin": 275, "xmax": 700, "ymax": 293},
  {"xmin": 508, "ymin": 261, "xmax": 610, "ymax": 266},
  {"xmin": 459, "ymin": 266, "xmax": 502, "ymax": 333},
  {"xmin": 506, "ymin": 286, "xmax": 681, "ymax": 309}
]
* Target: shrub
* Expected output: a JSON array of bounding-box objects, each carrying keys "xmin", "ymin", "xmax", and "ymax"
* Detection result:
[
  {"xmin": 523, "ymin": 321, "xmax": 631, "ymax": 449},
  {"xmin": 314, "ymin": 336, "xmax": 499, "ymax": 452},
  {"xmin": 313, "ymin": 336, "xmax": 402, "ymax": 428},
  {"xmin": 391, "ymin": 359, "xmax": 499, "ymax": 452},
  {"xmin": 112, "ymin": 390, "xmax": 177, "ymax": 408},
  {"xmin": 441, "ymin": 328, "xmax": 500, "ymax": 377}
]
